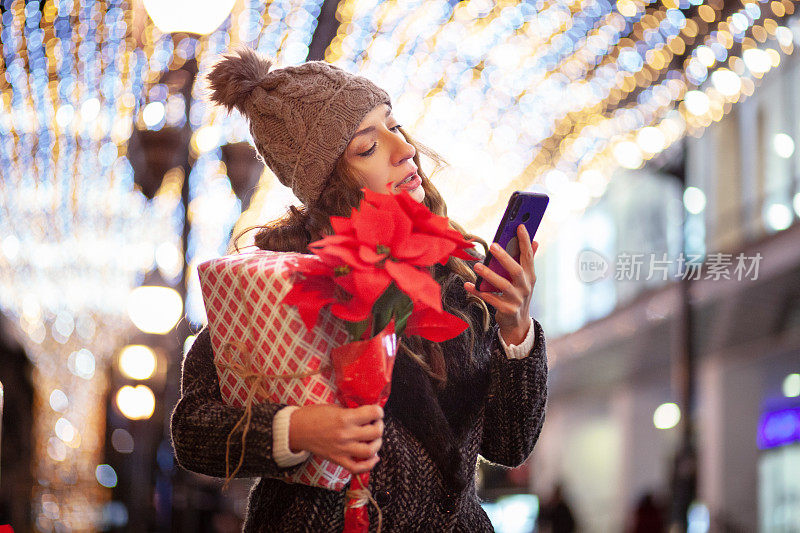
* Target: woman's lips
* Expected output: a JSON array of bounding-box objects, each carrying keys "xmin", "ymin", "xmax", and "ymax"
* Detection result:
[{"xmin": 397, "ymin": 173, "xmax": 421, "ymax": 191}]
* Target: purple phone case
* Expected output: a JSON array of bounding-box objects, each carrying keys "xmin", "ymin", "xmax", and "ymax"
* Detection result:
[{"xmin": 475, "ymin": 192, "xmax": 549, "ymax": 293}]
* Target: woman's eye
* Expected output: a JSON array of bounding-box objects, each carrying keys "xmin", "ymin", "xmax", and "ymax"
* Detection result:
[
  {"xmin": 358, "ymin": 143, "xmax": 377, "ymax": 157},
  {"xmin": 358, "ymin": 125, "xmax": 402, "ymax": 156}
]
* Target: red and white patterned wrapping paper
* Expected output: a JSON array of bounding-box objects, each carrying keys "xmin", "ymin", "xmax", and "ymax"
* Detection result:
[{"xmin": 197, "ymin": 250, "xmax": 351, "ymax": 490}]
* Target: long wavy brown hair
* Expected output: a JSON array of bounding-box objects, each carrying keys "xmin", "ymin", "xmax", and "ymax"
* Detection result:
[{"xmin": 232, "ymin": 128, "xmax": 489, "ymax": 384}]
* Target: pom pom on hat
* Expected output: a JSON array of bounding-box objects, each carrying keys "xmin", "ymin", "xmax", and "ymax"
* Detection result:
[{"xmin": 206, "ymin": 47, "xmax": 273, "ymax": 115}]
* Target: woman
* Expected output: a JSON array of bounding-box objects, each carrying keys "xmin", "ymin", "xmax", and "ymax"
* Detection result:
[{"xmin": 171, "ymin": 48, "xmax": 548, "ymax": 532}]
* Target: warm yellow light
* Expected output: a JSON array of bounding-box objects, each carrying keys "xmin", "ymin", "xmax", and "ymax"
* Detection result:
[
  {"xmin": 684, "ymin": 90, "xmax": 710, "ymax": 116},
  {"xmin": 119, "ymin": 345, "xmax": 157, "ymax": 380},
  {"xmin": 613, "ymin": 141, "xmax": 643, "ymax": 169},
  {"xmin": 743, "ymin": 48, "xmax": 771, "ymax": 74},
  {"xmin": 771, "ymin": 1, "xmax": 786, "ymax": 17},
  {"xmin": 616, "ymin": 0, "xmax": 638, "ymax": 18},
  {"xmin": 766, "ymin": 48, "xmax": 781, "ymax": 68},
  {"xmin": 636, "ymin": 127, "xmax": 666, "ymax": 153},
  {"xmin": 653, "ymin": 403, "xmax": 681, "ymax": 429},
  {"xmin": 193, "ymin": 125, "xmax": 221, "ymax": 153},
  {"xmin": 127, "ymin": 286, "xmax": 183, "ymax": 334},
  {"xmin": 698, "ymin": 5, "xmax": 716, "ymax": 23},
  {"xmin": 155, "ymin": 241, "xmax": 184, "ymax": 279},
  {"xmin": 695, "ymin": 45, "xmax": 715, "ymax": 67},
  {"xmin": 143, "ymin": 0, "xmax": 236, "ymax": 35},
  {"xmin": 116, "ymin": 385, "xmax": 156, "ymax": 420},
  {"xmin": 579, "ymin": 169, "xmax": 608, "ymax": 198},
  {"xmin": 711, "ymin": 69, "xmax": 741, "ymax": 97},
  {"xmin": 55, "ymin": 417, "xmax": 77, "ymax": 444}
]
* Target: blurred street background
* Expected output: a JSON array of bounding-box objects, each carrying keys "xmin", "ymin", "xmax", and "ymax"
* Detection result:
[{"xmin": 1, "ymin": 0, "xmax": 799, "ymax": 531}]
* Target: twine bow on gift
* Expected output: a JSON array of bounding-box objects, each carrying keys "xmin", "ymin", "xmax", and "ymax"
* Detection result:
[{"xmin": 214, "ymin": 339, "xmax": 324, "ymax": 490}]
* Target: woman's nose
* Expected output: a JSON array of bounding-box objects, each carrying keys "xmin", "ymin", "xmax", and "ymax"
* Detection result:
[{"xmin": 391, "ymin": 134, "xmax": 416, "ymax": 166}]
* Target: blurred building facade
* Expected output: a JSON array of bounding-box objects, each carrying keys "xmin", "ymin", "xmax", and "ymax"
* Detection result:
[{"xmin": 530, "ymin": 42, "xmax": 800, "ymax": 532}]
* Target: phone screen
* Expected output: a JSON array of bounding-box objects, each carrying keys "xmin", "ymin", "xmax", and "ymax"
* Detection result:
[{"xmin": 475, "ymin": 192, "xmax": 549, "ymax": 293}]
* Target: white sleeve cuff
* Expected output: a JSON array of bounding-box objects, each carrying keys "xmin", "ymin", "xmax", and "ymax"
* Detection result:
[
  {"xmin": 498, "ymin": 317, "xmax": 536, "ymax": 360},
  {"xmin": 272, "ymin": 406, "xmax": 311, "ymax": 468}
]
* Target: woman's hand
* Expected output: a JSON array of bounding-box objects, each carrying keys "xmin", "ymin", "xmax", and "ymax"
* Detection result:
[
  {"xmin": 464, "ymin": 224, "xmax": 539, "ymax": 346},
  {"xmin": 289, "ymin": 404, "xmax": 384, "ymax": 474}
]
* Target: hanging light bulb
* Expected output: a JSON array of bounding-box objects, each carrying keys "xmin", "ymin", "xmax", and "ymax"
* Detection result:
[
  {"xmin": 143, "ymin": 0, "xmax": 236, "ymax": 36},
  {"xmin": 127, "ymin": 286, "xmax": 183, "ymax": 334}
]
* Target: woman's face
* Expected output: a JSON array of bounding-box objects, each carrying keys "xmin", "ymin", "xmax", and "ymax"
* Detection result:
[{"xmin": 342, "ymin": 103, "xmax": 425, "ymax": 203}]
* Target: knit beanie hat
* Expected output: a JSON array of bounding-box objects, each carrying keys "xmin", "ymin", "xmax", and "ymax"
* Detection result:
[{"xmin": 206, "ymin": 48, "xmax": 392, "ymax": 205}]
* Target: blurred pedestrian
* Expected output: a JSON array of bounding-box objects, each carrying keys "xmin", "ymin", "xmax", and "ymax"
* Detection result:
[
  {"xmin": 628, "ymin": 492, "xmax": 665, "ymax": 533},
  {"xmin": 536, "ymin": 483, "xmax": 576, "ymax": 533}
]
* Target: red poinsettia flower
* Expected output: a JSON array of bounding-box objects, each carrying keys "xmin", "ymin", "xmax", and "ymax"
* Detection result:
[
  {"xmin": 283, "ymin": 189, "xmax": 475, "ymax": 344},
  {"xmin": 282, "ymin": 256, "xmax": 373, "ymax": 330},
  {"xmin": 307, "ymin": 189, "xmax": 475, "ymax": 312},
  {"xmin": 361, "ymin": 189, "xmax": 475, "ymax": 263}
]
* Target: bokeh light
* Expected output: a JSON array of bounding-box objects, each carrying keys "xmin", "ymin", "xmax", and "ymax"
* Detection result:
[
  {"xmin": 118, "ymin": 345, "xmax": 157, "ymax": 381},
  {"xmin": 115, "ymin": 385, "xmax": 156, "ymax": 421},
  {"xmin": 683, "ymin": 187, "xmax": 707, "ymax": 215},
  {"xmin": 654, "ymin": 402, "xmax": 681, "ymax": 430},
  {"xmin": 783, "ymin": 373, "xmax": 800, "ymax": 398},
  {"xmin": 127, "ymin": 286, "xmax": 183, "ymax": 334}
]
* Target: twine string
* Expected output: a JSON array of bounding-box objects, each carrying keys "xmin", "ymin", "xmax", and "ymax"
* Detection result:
[
  {"xmin": 216, "ymin": 339, "xmax": 324, "ymax": 490},
  {"xmin": 345, "ymin": 476, "xmax": 383, "ymax": 533}
]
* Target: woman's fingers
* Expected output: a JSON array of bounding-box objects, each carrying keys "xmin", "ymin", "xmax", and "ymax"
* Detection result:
[
  {"xmin": 348, "ymin": 438, "xmax": 383, "ymax": 459},
  {"xmin": 464, "ymin": 282, "xmax": 518, "ymax": 314},
  {"xmin": 473, "ymin": 262, "xmax": 515, "ymax": 295},
  {"xmin": 348, "ymin": 404, "xmax": 384, "ymax": 425},
  {"xmin": 351, "ymin": 418, "xmax": 384, "ymax": 441},
  {"xmin": 341, "ymin": 453, "xmax": 380, "ymax": 474},
  {"xmin": 487, "ymin": 234, "xmax": 527, "ymax": 285},
  {"xmin": 517, "ymin": 225, "xmax": 537, "ymax": 274}
]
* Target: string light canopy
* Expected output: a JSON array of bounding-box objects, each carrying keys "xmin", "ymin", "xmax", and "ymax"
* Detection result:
[
  {"xmin": 0, "ymin": 0, "xmax": 183, "ymax": 529},
  {"xmin": 323, "ymin": 0, "xmax": 799, "ymax": 241},
  {"xmin": 0, "ymin": 0, "xmax": 325, "ymax": 528}
]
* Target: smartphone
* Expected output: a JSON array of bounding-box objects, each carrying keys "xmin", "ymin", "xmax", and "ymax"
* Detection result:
[{"xmin": 475, "ymin": 192, "xmax": 549, "ymax": 293}]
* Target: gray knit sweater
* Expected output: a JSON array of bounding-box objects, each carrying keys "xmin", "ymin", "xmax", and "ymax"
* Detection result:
[{"xmin": 170, "ymin": 269, "xmax": 548, "ymax": 532}]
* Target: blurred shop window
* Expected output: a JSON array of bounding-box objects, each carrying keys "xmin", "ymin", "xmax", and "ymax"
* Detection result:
[
  {"xmin": 481, "ymin": 494, "xmax": 539, "ymax": 533},
  {"xmin": 537, "ymin": 169, "xmax": 682, "ymax": 338},
  {"xmin": 757, "ymin": 71, "xmax": 796, "ymax": 236},
  {"xmin": 758, "ymin": 443, "xmax": 800, "ymax": 531}
]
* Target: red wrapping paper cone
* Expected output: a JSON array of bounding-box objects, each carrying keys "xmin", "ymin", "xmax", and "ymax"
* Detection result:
[{"xmin": 330, "ymin": 321, "xmax": 397, "ymax": 533}]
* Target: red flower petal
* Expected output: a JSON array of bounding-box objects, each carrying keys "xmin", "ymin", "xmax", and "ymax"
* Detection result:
[
  {"xmin": 405, "ymin": 304, "xmax": 469, "ymax": 342},
  {"xmin": 352, "ymin": 200, "xmax": 414, "ymax": 252},
  {"xmin": 330, "ymin": 212, "xmax": 357, "ymax": 236},
  {"xmin": 313, "ymin": 242, "xmax": 369, "ymax": 270},
  {"xmin": 352, "ymin": 202, "xmax": 391, "ymax": 247},
  {"xmin": 392, "ymin": 234, "xmax": 457, "ymax": 266},
  {"xmin": 358, "ymin": 244, "xmax": 388, "ymax": 264},
  {"xmin": 309, "ymin": 234, "xmax": 352, "ymax": 248},
  {"xmin": 330, "ymin": 295, "xmax": 372, "ymax": 322},
  {"xmin": 385, "ymin": 261, "xmax": 442, "ymax": 312},
  {"xmin": 337, "ymin": 268, "xmax": 393, "ymax": 307},
  {"xmin": 282, "ymin": 275, "xmax": 338, "ymax": 330}
]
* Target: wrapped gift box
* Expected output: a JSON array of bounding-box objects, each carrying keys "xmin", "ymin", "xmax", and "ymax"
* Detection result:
[{"xmin": 197, "ymin": 250, "xmax": 351, "ymax": 490}]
